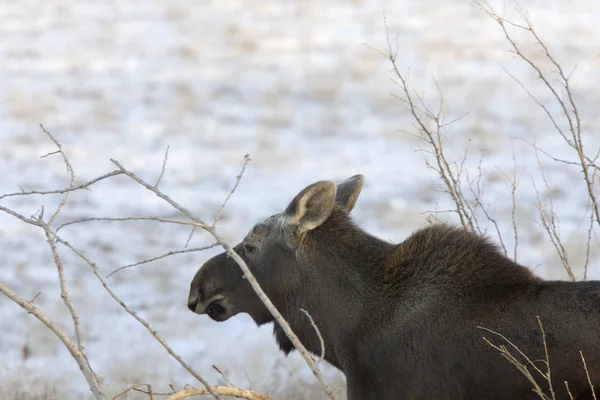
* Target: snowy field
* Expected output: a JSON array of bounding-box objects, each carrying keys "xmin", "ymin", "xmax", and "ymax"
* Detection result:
[{"xmin": 1, "ymin": 0, "xmax": 599, "ymax": 398}]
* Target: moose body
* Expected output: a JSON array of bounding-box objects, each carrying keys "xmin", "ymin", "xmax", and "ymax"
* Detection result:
[{"xmin": 188, "ymin": 175, "xmax": 600, "ymax": 399}]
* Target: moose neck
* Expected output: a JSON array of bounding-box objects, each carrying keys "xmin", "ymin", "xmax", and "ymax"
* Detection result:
[{"xmin": 274, "ymin": 209, "xmax": 395, "ymax": 370}]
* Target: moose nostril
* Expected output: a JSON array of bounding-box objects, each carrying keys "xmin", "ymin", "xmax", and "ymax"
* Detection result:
[
  {"xmin": 187, "ymin": 298, "xmax": 197, "ymax": 312},
  {"xmin": 187, "ymin": 291, "xmax": 199, "ymax": 312}
]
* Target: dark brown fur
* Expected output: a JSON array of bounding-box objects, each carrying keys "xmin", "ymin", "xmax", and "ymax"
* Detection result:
[{"xmin": 188, "ymin": 176, "xmax": 600, "ymax": 400}]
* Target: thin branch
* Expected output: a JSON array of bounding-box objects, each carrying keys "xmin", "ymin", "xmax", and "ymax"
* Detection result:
[
  {"xmin": 39, "ymin": 219, "xmax": 85, "ymax": 352},
  {"xmin": 39, "ymin": 124, "xmax": 75, "ymax": 226},
  {"xmin": 564, "ymin": 381, "xmax": 575, "ymax": 400},
  {"xmin": 113, "ymin": 383, "xmax": 154, "ymax": 400},
  {"xmin": 479, "ymin": 324, "xmax": 551, "ymax": 399},
  {"xmin": 0, "ymin": 205, "xmax": 41, "ymax": 225},
  {"xmin": 184, "ymin": 226, "xmax": 197, "ymax": 248},
  {"xmin": 300, "ymin": 308, "xmax": 326, "ymax": 363},
  {"xmin": 374, "ymin": 16, "xmax": 475, "ymax": 231},
  {"xmin": 57, "ymin": 216, "xmax": 199, "ymax": 233},
  {"xmin": 213, "ymin": 154, "xmax": 251, "ymax": 228},
  {"xmin": 580, "ymin": 351, "xmax": 598, "ymax": 400},
  {"xmin": 165, "ymin": 386, "xmax": 272, "ymax": 400},
  {"xmin": 532, "ymin": 147, "xmax": 575, "ymax": 281},
  {"xmin": 109, "ymin": 159, "xmax": 210, "ymax": 229},
  {"xmin": 0, "ymin": 170, "xmax": 124, "ymax": 200},
  {"xmin": 155, "ymin": 145, "xmax": 170, "ymax": 188},
  {"xmin": 212, "ymin": 365, "xmax": 235, "ymax": 387},
  {"xmin": 107, "ymin": 244, "xmax": 219, "ymax": 278},
  {"xmin": 537, "ymin": 316, "xmax": 555, "ymax": 399},
  {"xmin": 32, "ymin": 128, "xmax": 88, "ymax": 353},
  {"xmin": 477, "ymin": 0, "xmax": 600, "ymax": 238}
]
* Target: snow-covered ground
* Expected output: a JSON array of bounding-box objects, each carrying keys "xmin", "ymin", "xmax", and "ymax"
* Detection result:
[{"xmin": 1, "ymin": 0, "xmax": 599, "ymax": 398}]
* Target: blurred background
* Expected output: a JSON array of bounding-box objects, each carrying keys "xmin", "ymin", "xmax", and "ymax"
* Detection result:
[{"xmin": 1, "ymin": 0, "xmax": 599, "ymax": 398}]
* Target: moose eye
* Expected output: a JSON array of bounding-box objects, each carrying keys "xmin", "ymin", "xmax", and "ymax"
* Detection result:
[{"xmin": 244, "ymin": 244, "xmax": 257, "ymax": 255}]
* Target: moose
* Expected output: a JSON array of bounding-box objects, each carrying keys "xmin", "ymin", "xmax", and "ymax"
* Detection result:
[{"xmin": 188, "ymin": 175, "xmax": 600, "ymax": 399}]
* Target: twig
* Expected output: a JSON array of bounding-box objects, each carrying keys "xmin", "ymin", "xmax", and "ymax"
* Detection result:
[
  {"xmin": 0, "ymin": 170, "xmax": 124, "ymax": 200},
  {"xmin": 300, "ymin": 308, "xmax": 326, "ymax": 363},
  {"xmin": 33, "ymin": 128, "xmax": 87, "ymax": 353},
  {"xmin": 165, "ymin": 386, "xmax": 272, "ymax": 400},
  {"xmin": 212, "ymin": 365, "xmax": 234, "ymax": 387},
  {"xmin": 500, "ymin": 139, "xmax": 521, "ymax": 261},
  {"xmin": 39, "ymin": 219, "xmax": 85, "ymax": 352},
  {"xmin": 369, "ymin": 15, "xmax": 476, "ymax": 232},
  {"xmin": 113, "ymin": 383, "xmax": 154, "ymax": 400},
  {"xmin": 107, "ymin": 244, "xmax": 219, "ymax": 278},
  {"xmin": 213, "ymin": 154, "xmax": 251, "ymax": 227},
  {"xmin": 110, "ymin": 159, "xmax": 210, "ymax": 230},
  {"xmin": 532, "ymin": 147, "xmax": 575, "ymax": 281},
  {"xmin": 537, "ymin": 316, "xmax": 555, "ymax": 400},
  {"xmin": 39, "ymin": 124, "xmax": 75, "ymax": 226},
  {"xmin": 479, "ymin": 324, "xmax": 551, "ymax": 399},
  {"xmin": 564, "ymin": 381, "xmax": 575, "ymax": 400},
  {"xmin": 155, "ymin": 145, "xmax": 170, "ymax": 188},
  {"xmin": 184, "ymin": 226, "xmax": 197, "ymax": 248},
  {"xmin": 580, "ymin": 351, "xmax": 597, "ymax": 400},
  {"xmin": 0, "ymin": 205, "xmax": 41, "ymax": 225},
  {"xmin": 476, "ymin": 0, "xmax": 600, "ymax": 276},
  {"xmin": 58, "ymin": 216, "xmax": 199, "ymax": 233},
  {"xmin": 30, "ymin": 292, "xmax": 42, "ymax": 304}
]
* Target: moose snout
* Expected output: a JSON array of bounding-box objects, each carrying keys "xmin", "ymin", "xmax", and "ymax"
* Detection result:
[{"xmin": 187, "ymin": 285, "xmax": 229, "ymax": 321}]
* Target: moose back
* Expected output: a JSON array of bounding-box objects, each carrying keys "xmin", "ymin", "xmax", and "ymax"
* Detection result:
[{"xmin": 188, "ymin": 175, "xmax": 600, "ymax": 400}]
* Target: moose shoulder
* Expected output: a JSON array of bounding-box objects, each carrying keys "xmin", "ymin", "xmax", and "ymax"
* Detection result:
[{"xmin": 188, "ymin": 175, "xmax": 600, "ymax": 400}]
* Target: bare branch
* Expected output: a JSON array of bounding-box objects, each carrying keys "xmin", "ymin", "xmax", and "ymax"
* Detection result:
[
  {"xmin": 39, "ymin": 124, "xmax": 75, "ymax": 226},
  {"xmin": 113, "ymin": 383, "xmax": 154, "ymax": 400},
  {"xmin": 501, "ymin": 140, "xmax": 521, "ymax": 261},
  {"xmin": 155, "ymin": 145, "xmax": 170, "ymax": 188},
  {"xmin": 57, "ymin": 216, "xmax": 199, "ymax": 233},
  {"xmin": 213, "ymin": 154, "xmax": 251, "ymax": 227},
  {"xmin": 479, "ymin": 322, "xmax": 552, "ymax": 400},
  {"xmin": 0, "ymin": 170, "xmax": 124, "ymax": 200},
  {"xmin": 564, "ymin": 381, "xmax": 575, "ymax": 400},
  {"xmin": 212, "ymin": 365, "xmax": 234, "ymax": 387},
  {"xmin": 580, "ymin": 351, "xmax": 598, "ymax": 400},
  {"xmin": 107, "ymin": 244, "xmax": 219, "ymax": 278},
  {"xmin": 165, "ymin": 385, "xmax": 273, "ymax": 400},
  {"xmin": 109, "ymin": 159, "xmax": 211, "ymax": 229},
  {"xmin": 0, "ymin": 205, "xmax": 41, "ymax": 225},
  {"xmin": 373, "ymin": 17, "xmax": 476, "ymax": 232},
  {"xmin": 537, "ymin": 316, "xmax": 555, "ymax": 400},
  {"xmin": 476, "ymin": 0, "xmax": 600, "ymax": 235},
  {"xmin": 532, "ymin": 147, "xmax": 575, "ymax": 281},
  {"xmin": 300, "ymin": 308, "xmax": 326, "ymax": 363},
  {"xmin": 39, "ymin": 219, "xmax": 85, "ymax": 352},
  {"xmin": 0, "ymin": 281, "xmax": 106, "ymax": 400},
  {"xmin": 184, "ymin": 225, "xmax": 197, "ymax": 248}
]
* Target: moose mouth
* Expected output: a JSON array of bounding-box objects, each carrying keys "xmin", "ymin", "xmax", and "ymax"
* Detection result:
[{"xmin": 205, "ymin": 300, "xmax": 228, "ymax": 321}]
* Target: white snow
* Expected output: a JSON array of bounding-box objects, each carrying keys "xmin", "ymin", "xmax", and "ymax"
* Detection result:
[{"xmin": 1, "ymin": 0, "xmax": 599, "ymax": 398}]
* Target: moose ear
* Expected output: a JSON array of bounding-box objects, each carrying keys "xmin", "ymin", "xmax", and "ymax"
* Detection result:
[
  {"xmin": 335, "ymin": 174, "xmax": 364, "ymax": 213},
  {"xmin": 283, "ymin": 181, "xmax": 337, "ymax": 233}
]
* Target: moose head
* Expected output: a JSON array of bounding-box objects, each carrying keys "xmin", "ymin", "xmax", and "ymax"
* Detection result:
[{"xmin": 187, "ymin": 175, "xmax": 365, "ymax": 327}]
